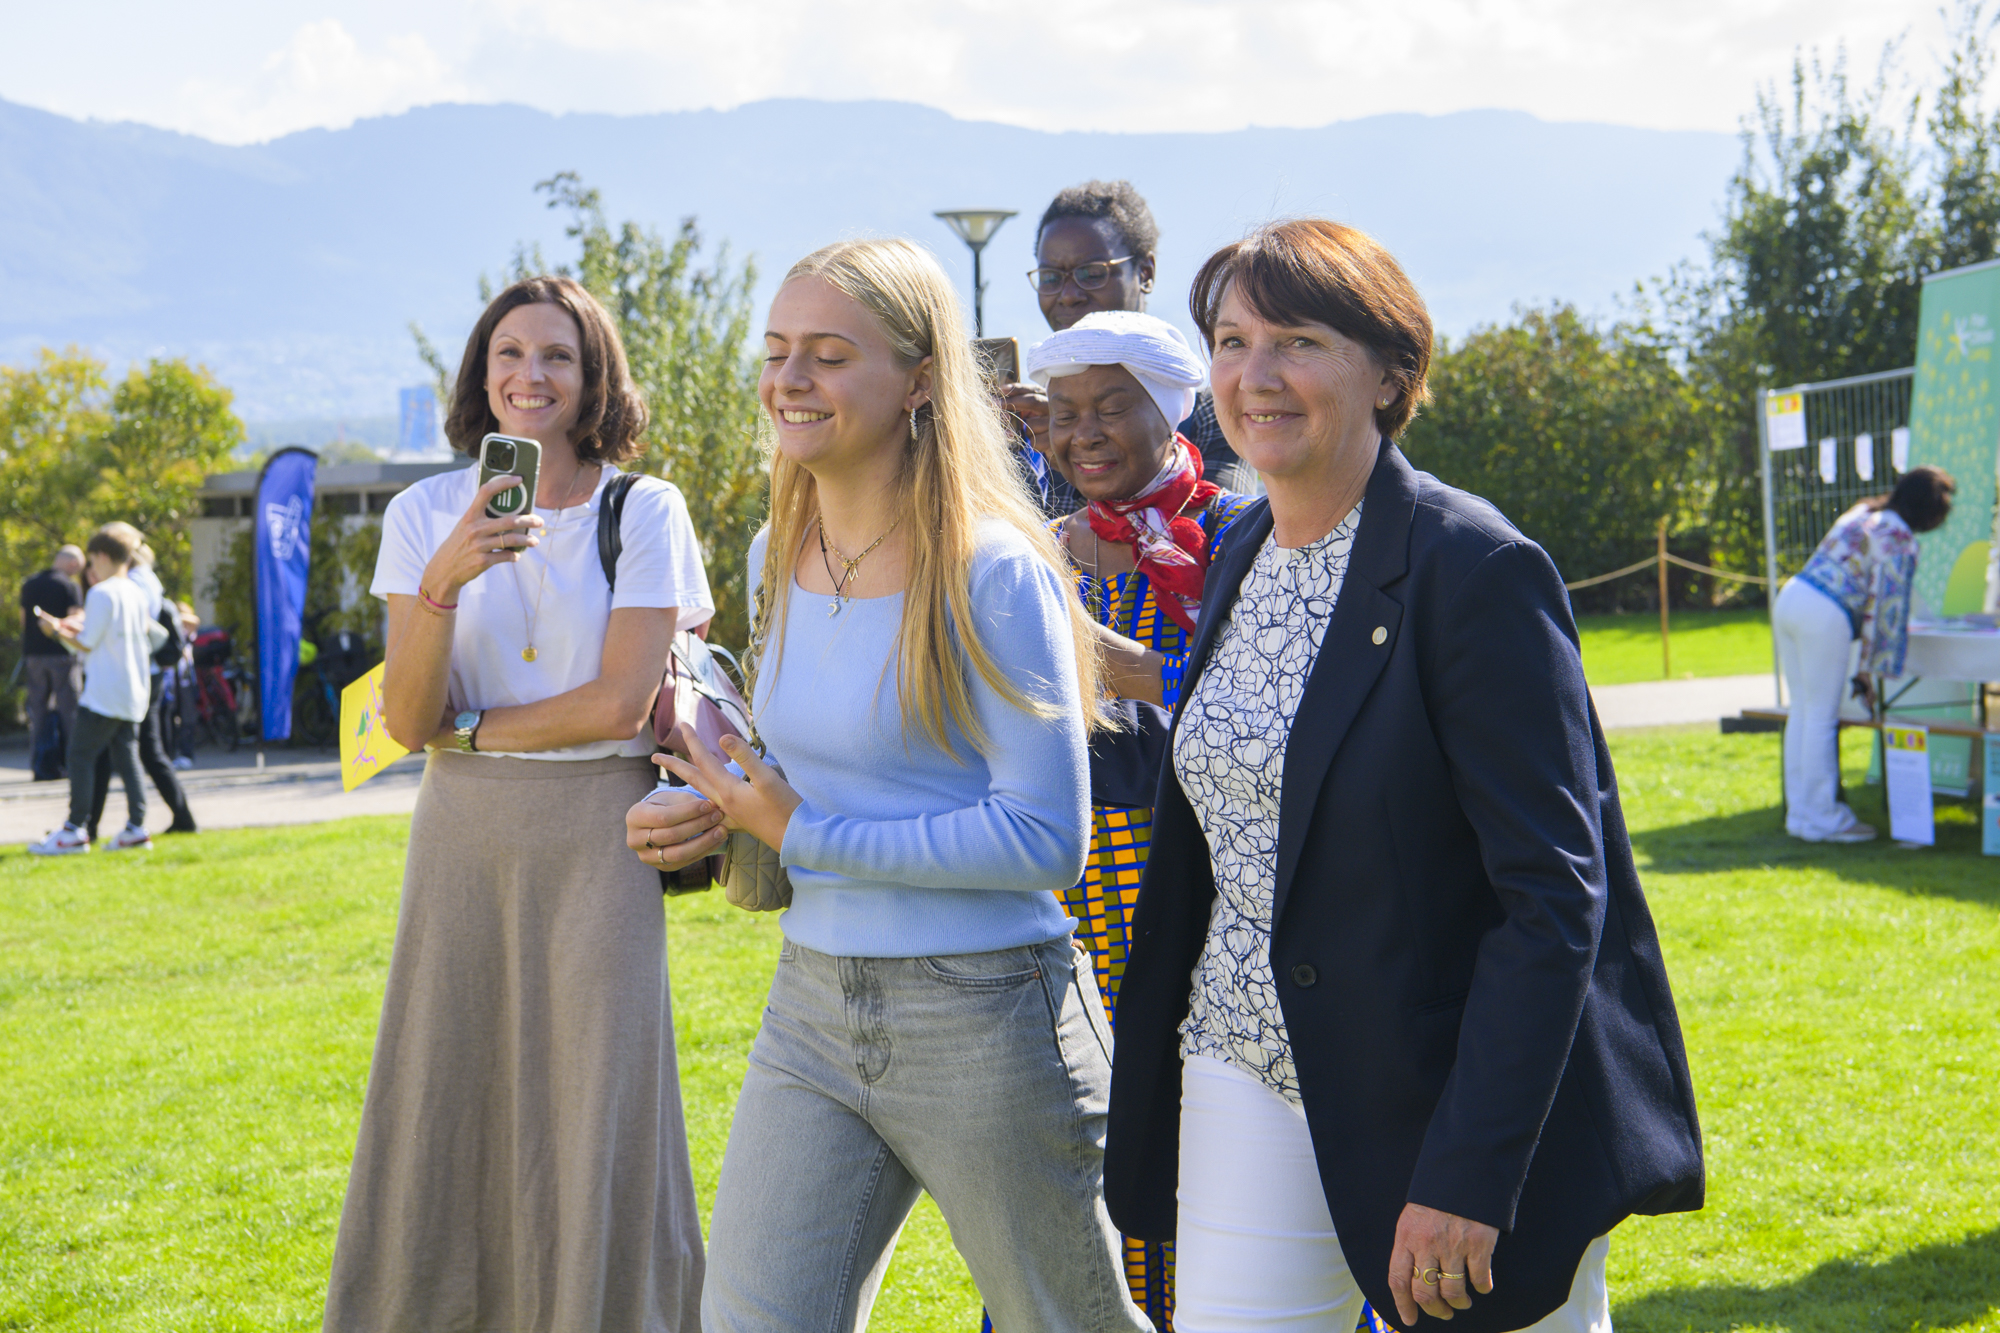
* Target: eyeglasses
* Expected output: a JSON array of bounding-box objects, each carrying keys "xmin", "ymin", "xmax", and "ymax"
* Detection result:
[{"xmin": 1027, "ymin": 255, "xmax": 1138, "ymax": 294}]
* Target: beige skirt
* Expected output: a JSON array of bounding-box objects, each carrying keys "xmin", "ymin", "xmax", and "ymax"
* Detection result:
[{"xmin": 324, "ymin": 750, "xmax": 704, "ymax": 1332}]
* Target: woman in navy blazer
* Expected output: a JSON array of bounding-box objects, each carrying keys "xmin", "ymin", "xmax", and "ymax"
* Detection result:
[{"xmin": 1102, "ymin": 220, "xmax": 1703, "ymax": 1332}]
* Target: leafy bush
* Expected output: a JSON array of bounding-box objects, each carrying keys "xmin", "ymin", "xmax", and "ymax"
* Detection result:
[
  {"xmin": 1402, "ymin": 306, "xmax": 1716, "ymax": 611},
  {"xmin": 0, "ymin": 350, "xmax": 241, "ymax": 726}
]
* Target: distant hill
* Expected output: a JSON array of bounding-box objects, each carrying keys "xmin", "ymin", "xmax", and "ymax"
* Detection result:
[{"xmin": 0, "ymin": 96, "xmax": 1739, "ymax": 425}]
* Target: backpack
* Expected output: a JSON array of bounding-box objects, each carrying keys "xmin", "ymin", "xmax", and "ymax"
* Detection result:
[{"xmin": 152, "ymin": 602, "xmax": 186, "ymax": 670}]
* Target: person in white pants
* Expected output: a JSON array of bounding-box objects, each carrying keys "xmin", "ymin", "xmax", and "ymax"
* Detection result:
[
  {"xmin": 1772, "ymin": 578, "xmax": 1870, "ymax": 841},
  {"xmin": 1176, "ymin": 1055, "xmax": 1611, "ymax": 1333},
  {"xmin": 1772, "ymin": 468, "xmax": 1957, "ymax": 844}
]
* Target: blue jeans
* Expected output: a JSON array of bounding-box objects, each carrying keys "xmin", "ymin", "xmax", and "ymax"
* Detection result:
[{"xmin": 702, "ymin": 936, "xmax": 1148, "ymax": 1333}]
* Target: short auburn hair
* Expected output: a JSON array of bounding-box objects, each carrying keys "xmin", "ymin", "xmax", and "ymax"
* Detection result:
[
  {"xmin": 1191, "ymin": 219, "xmax": 1433, "ymax": 438},
  {"xmin": 445, "ymin": 275, "xmax": 649, "ymax": 463}
]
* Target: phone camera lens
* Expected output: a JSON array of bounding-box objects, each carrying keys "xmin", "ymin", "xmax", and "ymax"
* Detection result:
[{"xmin": 493, "ymin": 442, "xmax": 515, "ymax": 470}]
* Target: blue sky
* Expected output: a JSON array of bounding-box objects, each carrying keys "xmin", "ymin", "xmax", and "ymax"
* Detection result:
[{"xmin": 0, "ymin": 0, "xmax": 1947, "ymax": 144}]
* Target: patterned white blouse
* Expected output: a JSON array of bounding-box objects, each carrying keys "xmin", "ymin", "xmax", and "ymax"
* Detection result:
[{"xmin": 1173, "ymin": 504, "xmax": 1362, "ymax": 1106}]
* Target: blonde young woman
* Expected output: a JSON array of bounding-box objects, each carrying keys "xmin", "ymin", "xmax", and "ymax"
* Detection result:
[{"xmin": 626, "ymin": 239, "xmax": 1151, "ymax": 1333}]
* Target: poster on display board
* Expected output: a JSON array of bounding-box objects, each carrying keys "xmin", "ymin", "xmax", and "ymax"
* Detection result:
[
  {"xmin": 1904, "ymin": 260, "xmax": 2000, "ymax": 791},
  {"xmin": 1984, "ymin": 740, "xmax": 2000, "ymax": 856},
  {"xmin": 1908, "ymin": 260, "xmax": 2000, "ymax": 616},
  {"xmin": 1883, "ymin": 724, "xmax": 1936, "ymax": 846}
]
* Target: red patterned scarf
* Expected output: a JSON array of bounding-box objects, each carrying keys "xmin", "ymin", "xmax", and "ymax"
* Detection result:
[{"xmin": 1083, "ymin": 435, "xmax": 1220, "ymax": 635}]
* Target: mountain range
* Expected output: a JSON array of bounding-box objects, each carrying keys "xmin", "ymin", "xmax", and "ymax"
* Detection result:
[{"xmin": 0, "ymin": 96, "xmax": 1741, "ymax": 435}]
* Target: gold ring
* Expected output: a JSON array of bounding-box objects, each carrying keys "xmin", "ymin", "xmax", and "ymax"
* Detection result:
[
  {"xmin": 646, "ymin": 827, "xmax": 661, "ymax": 849},
  {"xmin": 1418, "ymin": 1266, "xmax": 1442, "ymax": 1286},
  {"xmin": 1439, "ymin": 1272, "xmax": 1465, "ymax": 1282}
]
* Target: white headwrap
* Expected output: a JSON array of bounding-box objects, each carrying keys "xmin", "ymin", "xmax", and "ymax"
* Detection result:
[{"xmin": 1024, "ymin": 310, "xmax": 1207, "ymax": 431}]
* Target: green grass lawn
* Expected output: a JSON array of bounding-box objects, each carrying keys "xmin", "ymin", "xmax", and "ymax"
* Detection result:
[
  {"xmin": 2, "ymin": 726, "xmax": 1995, "ymax": 1331},
  {"xmin": 1577, "ymin": 608, "xmax": 1774, "ymax": 686}
]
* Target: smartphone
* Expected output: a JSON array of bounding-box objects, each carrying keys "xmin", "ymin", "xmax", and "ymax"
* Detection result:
[
  {"xmin": 478, "ymin": 433, "xmax": 542, "ymax": 519},
  {"xmin": 973, "ymin": 337, "xmax": 1020, "ymax": 388}
]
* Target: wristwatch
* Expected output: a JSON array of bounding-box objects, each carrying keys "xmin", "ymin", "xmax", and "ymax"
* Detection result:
[{"xmin": 454, "ymin": 710, "xmax": 483, "ymax": 753}]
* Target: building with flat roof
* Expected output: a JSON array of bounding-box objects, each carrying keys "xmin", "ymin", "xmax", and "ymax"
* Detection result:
[{"xmin": 191, "ymin": 457, "xmax": 467, "ymax": 623}]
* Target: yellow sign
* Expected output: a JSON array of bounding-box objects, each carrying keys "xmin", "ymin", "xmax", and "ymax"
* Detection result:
[
  {"xmin": 1766, "ymin": 391, "xmax": 1807, "ymax": 450},
  {"xmin": 1885, "ymin": 726, "xmax": 1929, "ymax": 752},
  {"xmin": 340, "ymin": 663, "xmax": 410, "ymax": 792}
]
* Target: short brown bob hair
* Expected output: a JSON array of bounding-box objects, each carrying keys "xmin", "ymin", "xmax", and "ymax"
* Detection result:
[
  {"xmin": 445, "ymin": 275, "xmax": 649, "ymax": 463},
  {"xmin": 1191, "ymin": 219, "xmax": 1433, "ymax": 438}
]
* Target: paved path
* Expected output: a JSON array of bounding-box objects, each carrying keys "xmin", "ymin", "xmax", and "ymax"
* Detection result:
[
  {"xmin": 1590, "ymin": 672, "xmax": 1780, "ymax": 730},
  {"xmin": 1, "ymin": 743, "xmax": 424, "ymax": 845},
  {"xmin": 2, "ymin": 674, "xmax": 1787, "ymax": 844}
]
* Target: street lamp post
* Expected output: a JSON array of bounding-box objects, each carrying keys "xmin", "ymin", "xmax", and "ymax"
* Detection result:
[{"xmin": 934, "ymin": 209, "xmax": 1018, "ymax": 337}]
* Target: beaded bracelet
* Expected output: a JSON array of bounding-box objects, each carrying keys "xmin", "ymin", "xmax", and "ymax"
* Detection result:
[{"xmin": 418, "ymin": 586, "xmax": 459, "ymax": 616}]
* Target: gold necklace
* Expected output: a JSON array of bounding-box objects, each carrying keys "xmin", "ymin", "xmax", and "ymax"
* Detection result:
[
  {"xmin": 817, "ymin": 514, "xmax": 899, "ymax": 617},
  {"xmin": 517, "ymin": 463, "xmax": 599, "ymax": 662}
]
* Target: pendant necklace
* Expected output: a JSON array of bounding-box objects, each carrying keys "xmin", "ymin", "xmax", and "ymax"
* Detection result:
[
  {"xmin": 517, "ymin": 463, "xmax": 599, "ymax": 662},
  {"xmin": 817, "ymin": 514, "xmax": 899, "ymax": 617}
]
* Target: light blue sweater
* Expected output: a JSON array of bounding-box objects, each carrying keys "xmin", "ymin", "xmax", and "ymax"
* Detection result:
[{"xmin": 752, "ymin": 523, "xmax": 1088, "ymax": 958}]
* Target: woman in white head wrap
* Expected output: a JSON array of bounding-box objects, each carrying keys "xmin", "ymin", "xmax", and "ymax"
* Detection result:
[{"xmin": 1021, "ymin": 308, "xmax": 1259, "ymax": 1330}]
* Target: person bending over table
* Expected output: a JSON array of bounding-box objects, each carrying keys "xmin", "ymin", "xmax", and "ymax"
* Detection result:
[{"xmin": 1772, "ymin": 465, "xmax": 1955, "ymax": 843}]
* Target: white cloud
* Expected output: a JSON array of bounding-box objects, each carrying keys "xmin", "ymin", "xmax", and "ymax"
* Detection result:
[
  {"xmin": 0, "ymin": 0, "xmax": 1950, "ymax": 142},
  {"xmin": 453, "ymin": 0, "xmax": 1941, "ymax": 134},
  {"xmin": 171, "ymin": 20, "xmax": 470, "ymax": 143}
]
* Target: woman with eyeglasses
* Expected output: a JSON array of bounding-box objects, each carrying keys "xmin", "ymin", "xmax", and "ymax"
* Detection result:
[{"xmin": 1001, "ymin": 180, "xmax": 1257, "ymax": 497}]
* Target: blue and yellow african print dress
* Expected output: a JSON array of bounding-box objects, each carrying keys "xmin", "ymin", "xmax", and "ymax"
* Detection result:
[{"xmin": 1063, "ymin": 493, "xmax": 1254, "ymax": 1331}]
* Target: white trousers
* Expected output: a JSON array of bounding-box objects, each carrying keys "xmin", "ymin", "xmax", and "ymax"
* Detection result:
[
  {"xmin": 1175, "ymin": 1054, "xmax": 1611, "ymax": 1333},
  {"xmin": 1772, "ymin": 578, "xmax": 1865, "ymax": 840}
]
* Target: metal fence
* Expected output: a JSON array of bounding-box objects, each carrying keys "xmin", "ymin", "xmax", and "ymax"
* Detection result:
[{"xmin": 1757, "ymin": 366, "xmax": 1915, "ymax": 586}]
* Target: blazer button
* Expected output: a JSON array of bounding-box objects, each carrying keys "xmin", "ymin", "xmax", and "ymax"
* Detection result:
[
  {"xmin": 1290, "ymin": 963, "xmax": 1318, "ymax": 988},
  {"xmin": 1371, "ymin": 626, "xmax": 1388, "ymax": 645}
]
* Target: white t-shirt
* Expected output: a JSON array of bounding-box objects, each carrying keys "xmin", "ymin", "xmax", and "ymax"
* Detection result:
[
  {"xmin": 370, "ymin": 464, "xmax": 715, "ymax": 761},
  {"xmin": 76, "ymin": 575, "xmax": 155, "ymax": 723}
]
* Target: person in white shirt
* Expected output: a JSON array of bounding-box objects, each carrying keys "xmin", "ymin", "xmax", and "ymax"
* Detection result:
[
  {"xmin": 323, "ymin": 274, "xmax": 713, "ymax": 1333},
  {"xmin": 82, "ymin": 524, "xmax": 196, "ymax": 839},
  {"xmin": 30, "ymin": 529, "xmax": 163, "ymax": 854}
]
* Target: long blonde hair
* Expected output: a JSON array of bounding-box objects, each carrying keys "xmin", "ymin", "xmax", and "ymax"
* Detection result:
[{"xmin": 748, "ymin": 238, "xmax": 1111, "ymax": 757}]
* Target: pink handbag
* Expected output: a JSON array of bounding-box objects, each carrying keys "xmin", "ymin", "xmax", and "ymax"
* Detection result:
[{"xmin": 650, "ymin": 632, "xmax": 753, "ymax": 893}]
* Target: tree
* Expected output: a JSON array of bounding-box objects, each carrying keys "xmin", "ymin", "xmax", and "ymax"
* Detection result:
[
  {"xmin": 1, "ymin": 350, "xmax": 242, "ymax": 722},
  {"xmin": 418, "ymin": 174, "xmax": 766, "ymax": 651},
  {"xmin": 1402, "ymin": 306, "xmax": 1711, "ymax": 610}
]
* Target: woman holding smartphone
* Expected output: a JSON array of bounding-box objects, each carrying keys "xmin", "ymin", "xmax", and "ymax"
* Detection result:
[
  {"xmin": 324, "ymin": 275, "xmax": 714, "ymax": 1333},
  {"xmin": 627, "ymin": 239, "xmax": 1149, "ymax": 1333}
]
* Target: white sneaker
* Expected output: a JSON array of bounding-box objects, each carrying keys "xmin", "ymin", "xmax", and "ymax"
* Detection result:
[
  {"xmin": 170, "ymin": 756, "xmax": 194, "ymax": 771},
  {"xmin": 29, "ymin": 825, "xmax": 90, "ymax": 855},
  {"xmin": 1819, "ymin": 823, "xmax": 1878, "ymax": 844},
  {"xmin": 106, "ymin": 824, "xmax": 154, "ymax": 852}
]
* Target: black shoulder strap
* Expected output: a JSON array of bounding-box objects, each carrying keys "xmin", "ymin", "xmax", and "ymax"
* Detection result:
[{"xmin": 597, "ymin": 471, "xmax": 643, "ymax": 593}]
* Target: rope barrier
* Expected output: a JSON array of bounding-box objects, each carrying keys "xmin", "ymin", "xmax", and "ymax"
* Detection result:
[
  {"xmin": 1562, "ymin": 556, "xmax": 1662, "ymax": 590},
  {"xmin": 1561, "ymin": 553, "xmax": 1772, "ymax": 590},
  {"xmin": 1661, "ymin": 553, "xmax": 1771, "ymax": 585}
]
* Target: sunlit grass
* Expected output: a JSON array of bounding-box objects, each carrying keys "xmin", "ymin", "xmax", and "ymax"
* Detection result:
[
  {"xmin": 1577, "ymin": 608, "xmax": 1773, "ymax": 685},
  {"xmin": 0, "ymin": 725, "xmax": 1993, "ymax": 1330}
]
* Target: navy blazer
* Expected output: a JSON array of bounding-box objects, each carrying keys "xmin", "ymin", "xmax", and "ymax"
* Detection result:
[{"xmin": 1103, "ymin": 443, "xmax": 1703, "ymax": 1332}]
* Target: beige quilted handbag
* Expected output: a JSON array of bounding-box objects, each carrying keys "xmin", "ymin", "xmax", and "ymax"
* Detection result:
[{"xmin": 720, "ymin": 829, "xmax": 792, "ymax": 912}]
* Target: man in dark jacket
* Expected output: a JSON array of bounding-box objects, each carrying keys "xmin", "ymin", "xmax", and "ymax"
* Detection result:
[{"xmin": 20, "ymin": 545, "xmax": 84, "ymax": 781}]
